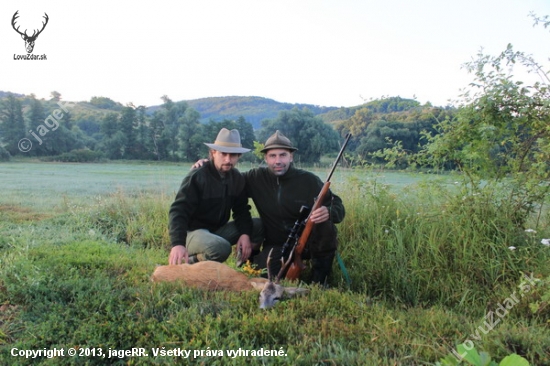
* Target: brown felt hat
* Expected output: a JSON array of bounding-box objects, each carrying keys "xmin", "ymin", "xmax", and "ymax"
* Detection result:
[
  {"xmin": 204, "ymin": 128, "xmax": 250, "ymax": 153},
  {"xmin": 260, "ymin": 130, "xmax": 298, "ymax": 153}
]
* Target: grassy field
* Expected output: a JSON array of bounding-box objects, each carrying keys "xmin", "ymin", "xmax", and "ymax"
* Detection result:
[
  {"xmin": 0, "ymin": 161, "xmax": 549, "ymax": 365},
  {"xmin": 0, "ymin": 161, "xmax": 436, "ymax": 209}
]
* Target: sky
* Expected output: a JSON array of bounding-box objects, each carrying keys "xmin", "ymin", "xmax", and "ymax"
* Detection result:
[{"xmin": 1, "ymin": 0, "xmax": 550, "ymax": 109}]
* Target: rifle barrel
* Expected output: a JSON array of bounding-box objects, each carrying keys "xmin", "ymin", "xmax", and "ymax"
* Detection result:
[{"xmin": 326, "ymin": 133, "xmax": 351, "ymax": 182}]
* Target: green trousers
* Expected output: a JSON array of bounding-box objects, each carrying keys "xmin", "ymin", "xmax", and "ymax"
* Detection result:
[{"xmin": 186, "ymin": 218, "xmax": 263, "ymax": 263}]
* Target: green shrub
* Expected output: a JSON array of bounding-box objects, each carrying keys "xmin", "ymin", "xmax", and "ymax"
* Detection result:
[
  {"xmin": 0, "ymin": 145, "xmax": 10, "ymax": 161},
  {"xmin": 42, "ymin": 149, "xmax": 104, "ymax": 162}
]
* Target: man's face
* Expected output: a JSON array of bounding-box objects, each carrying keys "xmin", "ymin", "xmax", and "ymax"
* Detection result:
[
  {"xmin": 211, "ymin": 150, "xmax": 241, "ymax": 174},
  {"xmin": 264, "ymin": 148, "xmax": 293, "ymax": 176}
]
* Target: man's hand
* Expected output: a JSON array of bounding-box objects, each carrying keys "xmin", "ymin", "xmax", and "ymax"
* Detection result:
[
  {"xmin": 236, "ymin": 234, "xmax": 252, "ymax": 266},
  {"xmin": 309, "ymin": 206, "xmax": 330, "ymax": 223},
  {"xmin": 192, "ymin": 159, "xmax": 209, "ymax": 169},
  {"xmin": 169, "ymin": 245, "xmax": 189, "ymax": 265}
]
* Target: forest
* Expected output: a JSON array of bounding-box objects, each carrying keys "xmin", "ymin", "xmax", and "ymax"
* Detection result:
[{"xmin": 0, "ymin": 92, "xmax": 455, "ymax": 165}]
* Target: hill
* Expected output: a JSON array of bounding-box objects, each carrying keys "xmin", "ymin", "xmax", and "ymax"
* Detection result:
[
  {"xmin": 148, "ymin": 96, "xmax": 339, "ymax": 129},
  {"xmin": 0, "ymin": 91, "xmax": 436, "ymax": 131},
  {"xmin": 0, "ymin": 91, "xmax": 24, "ymax": 99}
]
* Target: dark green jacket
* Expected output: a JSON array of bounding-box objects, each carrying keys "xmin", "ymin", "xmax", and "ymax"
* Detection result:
[
  {"xmin": 244, "ymin": 165, "xmax": 345, "ymax": 250},
  {"xmin": 169, "ymin": 161, "xmax": 252, "ymax": 247}
]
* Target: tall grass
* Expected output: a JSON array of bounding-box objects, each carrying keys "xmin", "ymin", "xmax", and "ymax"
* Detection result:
[{"xmin": 338, "ymin": 177, "xmax": 550, "ymax": 314}]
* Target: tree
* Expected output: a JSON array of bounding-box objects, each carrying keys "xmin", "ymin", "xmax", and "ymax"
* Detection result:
[
  {"xmin": 149, "ymin": 112, "xmax": 170, "ymax": 160},
  {"xmin": 0, "ymin": 94, "xmax": 26, "ymax": 155},
  {"xmin": 233, "ymin": 116, "xmax": 257, "ymax": 162},
  {"xmin": 89, "ymin": 96, "xmax": 123, "ymax": 111},
  {"xmin": 258, "ymin": 108, "xmax": 340, "ymax": 164},
  {"xmin": 420, "ymin": 16, "xmax": 550, "ymax": 226},
  {"xmin": 100, "ymin": 113, "xmax": 119, "ymax": 139},
  {"xmin": 157, "ymin": 96, "xmax": 191, "ymax": 160},
  {"xmin": 335, "ymin": 107, "xmax": 376, "ymax": 155},
  {"xmin": 119, "ymin": 105, "xmax": 138, "ymax": 158},
  {"xmin": 134, "ymin": 105, "xmax": 155, "ymax": 159},
  {"xmin": 28, "ymin": 95, "xmax": 45, "ymax": 128},
  {"xmin": 176, "ymin": 108, "xmax": 203, "ymax": 162},
  {"xmin": 27, "ymin": 95, "xmax": 46, "ymax": 156},
  {"xmin": 103, "ymin": 131, "xmax": 127, "ymax": 160},
  {"xmin": 50, "ymin": 91, "xmax": 61, "ymax": 102},
  {"xmin": 38, "ymin": 124, "xmax": 83, "ymax": 156},
  {"xmin": 0, "ymin": 144, "xmax": 10, "ymax": 161}
]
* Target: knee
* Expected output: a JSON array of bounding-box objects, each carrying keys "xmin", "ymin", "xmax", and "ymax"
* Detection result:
[{"xmin": 203, "ymin": 242, "xmax": 232, "ymax": 262}]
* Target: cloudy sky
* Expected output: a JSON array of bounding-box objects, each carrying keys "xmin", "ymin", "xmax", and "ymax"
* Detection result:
[{"xmin": 2, "ymin": 0, "xmax": 550, "ymax": 108}]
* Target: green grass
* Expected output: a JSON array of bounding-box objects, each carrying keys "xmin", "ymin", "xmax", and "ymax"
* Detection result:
[{"xmin": 0, "ymin": 162, "xmax": 549, "ymax": 365}]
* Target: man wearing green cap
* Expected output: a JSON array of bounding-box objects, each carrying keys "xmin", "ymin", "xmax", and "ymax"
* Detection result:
[
  {"xmin": 168, "ymin": 128, "xmax": 263, "ymax": 265},
  {"xmin": 245, "ymin": 130, "xmax": 345, "ymax": 284}
]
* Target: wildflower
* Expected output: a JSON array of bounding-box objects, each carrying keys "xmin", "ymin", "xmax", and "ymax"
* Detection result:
[
  {"xmin": 241, "ymin": 260, "xmax": 264, "ymax": 277},
  {"xmin": 508, "ymin": 246, "xmax": 516, "ymax": 251},
  {"xmin": 525, "ymin": 229, "xmax": 537, "ymax": 234},
  {"xmin": 541, "ymin": 239, "xmax": 550, "ymax": 246}
]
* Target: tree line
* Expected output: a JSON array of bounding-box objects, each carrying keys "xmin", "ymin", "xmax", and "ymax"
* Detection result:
[{"xmin": 0, "ymin": 92, "xmax": 451, "ymax": 165}]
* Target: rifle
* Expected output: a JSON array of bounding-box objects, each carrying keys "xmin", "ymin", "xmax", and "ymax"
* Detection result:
[
  {"xmin": 284, "ymin": 133, "xmax": 351, "ymax": 280},
  {"xmin": 281, "ymin": 205, "xmax": 311, "ymax": 261}
]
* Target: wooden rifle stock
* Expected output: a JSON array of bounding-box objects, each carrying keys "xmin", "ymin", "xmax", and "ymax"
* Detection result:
[
  {"xmin": 285, "ymin": 182, "xmax": 331, "ymax": 280},
  {"xmin": 285, "ymin": 133, "xmax": 351, "ymax": 281}
]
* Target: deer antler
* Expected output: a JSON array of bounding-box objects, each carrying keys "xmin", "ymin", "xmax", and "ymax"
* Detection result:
[
  {"xmin": 11, "ymin": 11, "xmax": 25, "ymax": 37},
  {"xmin": 29, "ymin": 13, "xmax": 49, "ymax": 39},
  {"xmin": 11, "ymin": 11, "xmax": 49, "ymax": 39},
  {"xmin": 266, "ymin": 248, "xmax": 295, "ymax": 283}
]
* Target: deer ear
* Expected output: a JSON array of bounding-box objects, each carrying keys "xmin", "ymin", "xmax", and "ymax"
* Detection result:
[
  {"xmin": 283, "ymin": 287, "xmax": 309, "ymax": 298},
  {"xmin": 249, "ymin": 278, "xmax": 269, "ymax": 291}
]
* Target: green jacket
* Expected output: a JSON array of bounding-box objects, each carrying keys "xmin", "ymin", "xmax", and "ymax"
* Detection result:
[
  {"xmin": 244, "ymin": 164, "xmax": 345, "ymax": 250},
  {"xmin": 169, "ymin": 162, "xmax": 252, "ymax": 247}
]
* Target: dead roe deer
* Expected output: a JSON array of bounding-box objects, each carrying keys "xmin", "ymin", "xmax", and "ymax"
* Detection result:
[{"xmin": 151, "ymin": 249, "xmax": 308, "ymax": 309}]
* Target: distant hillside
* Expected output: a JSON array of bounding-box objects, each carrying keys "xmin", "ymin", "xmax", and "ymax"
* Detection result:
[
  {"xmin": 317, "ymin": 97, "xmax": 430, "ymax": 125},
  {"xmin": 148, "ymin": 96, "xmax": 339, "ymax": 129},
  {"xmin": 0, "ymin": 91, "xmax": 24, "ymax": 99},
  {"xmin": 0, "ymin": 92, "xmax": 341, "ymax": 130},
  {"xmin": 0, "ymin": 91, "xmax": 438, "ymax": 131}
]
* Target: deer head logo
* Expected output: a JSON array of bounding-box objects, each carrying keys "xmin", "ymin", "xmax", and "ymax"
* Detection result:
[{"xmin": 12, "ymin": 11, "xmax": 49, "ymax": 54}]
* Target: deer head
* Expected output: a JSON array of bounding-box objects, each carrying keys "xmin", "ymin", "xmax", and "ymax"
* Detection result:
[
  {"xmin": 12, "ymin": 11, "xmax": 49, "ymax": 54},
  {"xmin": 253, "ymin": 248, "xmax": 309, "ymax": 309},
  {"xmin": 151, "ymin": 253, "xmax": 308, "ymax": 309}
]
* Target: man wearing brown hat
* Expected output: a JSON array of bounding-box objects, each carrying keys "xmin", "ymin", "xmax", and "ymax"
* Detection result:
[
  {"xmin": 244, "ymin": 130, "xmax": 345, "ymax": 284},
  {"xmin": 168, "ymin": 128, "xmax": 262, "ymax": 265}
]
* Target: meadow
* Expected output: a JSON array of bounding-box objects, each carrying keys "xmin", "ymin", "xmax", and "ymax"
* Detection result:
[{"xmin": 0, "ymin": 161, "xmax": 549, "ymax": 365}]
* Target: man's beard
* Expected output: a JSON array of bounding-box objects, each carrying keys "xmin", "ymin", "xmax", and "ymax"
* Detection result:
[
  {"xmin": 218, "ymin": 163, "xmax": 234, "ymax": 175},
  {"xmin": 269, "ymin": 163, "xmax": 287, "ymax": 175}
]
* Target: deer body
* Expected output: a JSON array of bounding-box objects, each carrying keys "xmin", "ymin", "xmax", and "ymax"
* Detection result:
[
  {"xmin": 151, "ymin": 261, "xmax": 268, "ymax": 291},
  {"xmin": 151, "ymin": 257, "xmax": 308, "ymax": 309}
]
